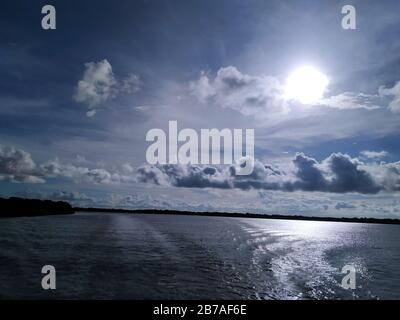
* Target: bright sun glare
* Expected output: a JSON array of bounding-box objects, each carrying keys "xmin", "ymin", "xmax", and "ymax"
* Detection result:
[{"xmin": 285, "ymin": 66, "xmax": 329, "ymax": 104}]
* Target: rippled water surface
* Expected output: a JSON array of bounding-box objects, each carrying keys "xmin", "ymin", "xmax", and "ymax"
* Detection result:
[{"xmin": 0, "ymin": 212, "xmax": 399, "ymax": 299}]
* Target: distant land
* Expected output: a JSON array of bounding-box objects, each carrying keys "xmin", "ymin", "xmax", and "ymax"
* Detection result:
[
  {"xmin": 0, "ymin": 197, "xmax": 75, "ymax": 218},
  {"xmin": 75, "ymin": 207, "xmax": 400, "ymax": 225},
  {"xmin": 1, "ymin": 196, "xmax": 399, "ymax": 224}
]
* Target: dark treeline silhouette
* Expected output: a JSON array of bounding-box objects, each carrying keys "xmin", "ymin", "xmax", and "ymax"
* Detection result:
[
  {"xmin": 75, "ymin": 207, "xmax": 400, "ymax": 225},
  {"xmin": 1, "ymin": 196, "xmax": 398, "ymax": 225},
  {"xmin": 1, "ymin": 197, "xmax": 75, "ymax": 218}
]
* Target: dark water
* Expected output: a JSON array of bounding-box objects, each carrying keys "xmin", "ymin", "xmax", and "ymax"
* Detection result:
[{"xmin": 0, "ymin": 212, "xmax": 399, "ymax": 299}]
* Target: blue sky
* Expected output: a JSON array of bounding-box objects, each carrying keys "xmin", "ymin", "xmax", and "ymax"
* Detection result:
[{"xmin": 1, "ymin": 0, "xmax": 400, "ymax": 218}]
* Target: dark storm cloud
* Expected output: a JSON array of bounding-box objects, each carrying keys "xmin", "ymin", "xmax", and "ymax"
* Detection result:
[
  {"xmin": 137, "ymin": 152, "xmax": 397, "ymax": 194},
  {"xmin": 291, "ymin": 153, "xmax": 326, "ymax": 191},
  {"xmin": 323, "ymin": 153, "xmax": 381, "ymax": 194}
]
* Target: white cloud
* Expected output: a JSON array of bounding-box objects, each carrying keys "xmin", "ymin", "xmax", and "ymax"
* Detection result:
[
  {"xmin": 190, "ymin": 66, "xmax": 288, "ymax": 116},
  {"xmin": 49, "ymin": 190, "xmax": 92, "ymax": 202},
  {"xmin": 74, "ymin": 59, "xmax": 117, "ymax": 107},
  {"xmin": 379, "ymin": 81, "xmax": 400, "ymax": 113},
  {"xmin": 317, "ymin": 92, "xmax": 381, "ymax": 110},
  {"xmin": 121, "ymin": 162, "xmax": 135, "ymax": 174},
  {"xmin": 316, "ymin": 80, "xmax": 400, "ymax": 113},
  {"xmin": 368, "ymin": 161, "xmax": 400, "ymax": 192},
  {"xmin": 120, "ymin": 73, "xmax": 141, "ymax": 94},
  {"xmin": 86, "ymin": 110, "xmax": 97, "ymax": 117},
  {"xmin": 41, "ymin": 158, "xmax": 136, "ymax": 185},
  {"xmin": 74, "ymin": 59, "xmax": 140, "ymax": 116},
  {"xmin": 360, "ymin": 150, "xmax": 388, "ymax": 160},
  {"xmin": 0, "ymin": 145, "xmax": 137, "ymax": 186},
  {"xmin": 134, "ymin": 106, "xmax": 147, "ymax": 112},
  {"xmin": 189, "ymin": 67, "xmax": 396, "ymax": 116}
]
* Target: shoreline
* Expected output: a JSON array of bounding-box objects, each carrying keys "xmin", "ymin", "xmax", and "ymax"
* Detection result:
[
  {"xmin": 74, "ymin": 207, "xmax": 400, "ymax": 225},
  {"xmin": 2, "ymin": 196, "xmax": 398, "ymax": 225}
]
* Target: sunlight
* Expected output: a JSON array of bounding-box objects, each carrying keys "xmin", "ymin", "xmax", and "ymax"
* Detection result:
[{"xmin": 284, "ymin": 66, "xmax": 329, "ymax": 104}]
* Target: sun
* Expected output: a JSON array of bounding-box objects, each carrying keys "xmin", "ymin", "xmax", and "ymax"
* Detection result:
[{"xmin": 284, "ymin": 66, "xmax": 329, "ymax": 104}]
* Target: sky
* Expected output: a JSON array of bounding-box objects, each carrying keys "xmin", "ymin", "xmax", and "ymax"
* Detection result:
[{"xmin": 0, "ymin": 0, "xmax": 400, "ymax": 218}]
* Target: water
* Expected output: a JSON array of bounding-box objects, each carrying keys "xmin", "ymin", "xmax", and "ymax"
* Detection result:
[{"xmin": 0, "ymin": 212, "xmax": 399, "ymax": 299}]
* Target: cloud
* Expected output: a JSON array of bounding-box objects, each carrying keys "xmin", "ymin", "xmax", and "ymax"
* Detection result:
[
  {"xmin": 360, "ymin": 150, "xmax": 388, "ymax": 160},
  {"xmin": 48, "ymin": 190, "xmax": 93, "ymax": 202},
  {"xmin": 0, "ymin": 145, "xmax": 139, "ymax": 185},
  {"xmin": 317, "ymin": 92, "xmax": 381, "ymax": 110},
  {"xmin": 371, "ymin": 161, "xmax": 400, "ymax": 192},
  {"xmin": 379, "ymin": 81, "xmax": 400, "ymax": 113},
  {"xmin": 120, "ymin": 73, "xmax": 141, "ymax": 94},
  {"xmin": 321, "ymin": 153, "xmax": 381, "ymax": 194},
  {"xmin": 13, "ymin": 189, "xmax": 95, "ymax": 206},
  {"xmin": 137, "ymin": 164, "xmax": 231, "ymax": 189},
  {"xmin": 2, "ymin": 144, "xmax": 399, "ymax": 196},
  {"xmin": 73, "ymin": 59, "xmax": 140, "ymax": 116},
  {"xmin": 335, "ymin": 202, "xmax": 357, "ymax": 210},
  {"xmin": 137, "ymin": 152, "xmax": 399, "ymax": 194},
  {"xmin": 121, "ymin": 162, "xmax": 135, "ymax": 174},
  {"xmin": 41, "ymin": 158, "xmax": 135, "ymax": 185},
  {"xmin": 189, "ymin": 67, "xmax": 395, "ymax": 115},
  {"xmin": 0, "ymin": 145, "xmax": 44, "ymax": 183},
  {"xmin": 316, "ymin": 80, "xmax": 400, "ymax": 113},
  {"xmin": 74, "ymin": 59, "xmax": 117, "ymax": 108},
  {"xmin": 190, "ymin": 66, "xmax": 287, "ymax": 116},
  {"xmin": 189, "ymin": 67, "xmax": 400, "ymax": 116}
]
